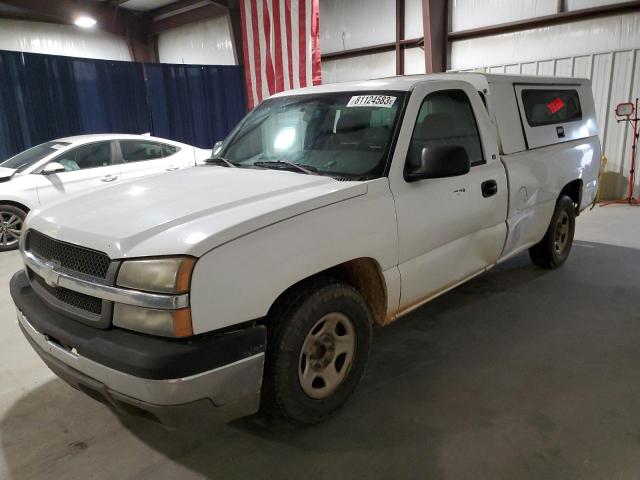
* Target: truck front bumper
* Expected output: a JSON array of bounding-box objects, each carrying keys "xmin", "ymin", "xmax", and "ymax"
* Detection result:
[{"xmin": 10, "ymin": 271, "xmax": 267, "ymax": 425}]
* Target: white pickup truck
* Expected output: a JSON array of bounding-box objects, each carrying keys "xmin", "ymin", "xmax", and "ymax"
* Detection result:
[{"xmin": 11, "ymin": 73, "xmax": 600, "ymax": 425}]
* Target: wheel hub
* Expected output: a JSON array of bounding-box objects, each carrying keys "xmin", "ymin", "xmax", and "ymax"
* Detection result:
[
  {"xmin": 298, "ymin": 312, "xmax": 356, "ymax": 399},
  {"xmin": 309, "ymin": 333, "xmax": 336, "ymax": 370}
]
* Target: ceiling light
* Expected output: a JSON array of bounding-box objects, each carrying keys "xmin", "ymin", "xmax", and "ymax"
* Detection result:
[{"xmin": 74, "ymin": 16, "xmax": 97, "ymax": 28}]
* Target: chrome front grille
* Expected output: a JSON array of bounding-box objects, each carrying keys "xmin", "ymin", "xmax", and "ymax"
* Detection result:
[
  {"xmin": 24, "ymin": 230, "xmax": 114, "ymax": 326},
  {"xmin": 31, "ymin": 272, "xmax": 103, "ymax": 315},
  {"xmin": 26, "ymin": 230, "xmax": 111, "ymax": 280}
]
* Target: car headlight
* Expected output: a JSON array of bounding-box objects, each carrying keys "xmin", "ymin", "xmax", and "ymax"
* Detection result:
[
  {"xmin": 114, "ymin": 256, "xmax": 196, "ymax": 338},
  {"xmin": 113, "ymin": 304, "xmax": 192, "ymax": 338},
  {"xmin": 117, "ymin": 256, "xmax": 196, "ymax": 293}
]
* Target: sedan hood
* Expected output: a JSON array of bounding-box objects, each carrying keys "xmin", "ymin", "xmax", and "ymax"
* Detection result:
[
  {"xmin": 0, "ymin": 167, "xmax": 16, "ymax": 181},
  {"xmin": 27, "ymin": 166, "xmax": 367, "ymax": 258}
]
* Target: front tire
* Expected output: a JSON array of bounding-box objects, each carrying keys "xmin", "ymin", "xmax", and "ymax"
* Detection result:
[
  {"xmin": 262, "ymin": 278, "xmax": 372, "ymax": 425},
  {"xmin": 529, "ymin": 195, "xmax": 576, "ymax": 269},
  {"xmin": 0, "ymin": 204, "xmax": 27, "ymax": 252}
]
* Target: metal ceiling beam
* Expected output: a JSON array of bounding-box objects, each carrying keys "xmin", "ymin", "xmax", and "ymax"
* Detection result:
[
  {"xmin": 448, "ymin": 0, "xmax": 640, "ymax": 42},
  {"xmin": 150, "ymin": 2, "xmax": 227, "ymax": 34}
]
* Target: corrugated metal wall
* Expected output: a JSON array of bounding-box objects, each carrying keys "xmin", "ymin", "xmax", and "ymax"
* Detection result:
[
  {"xmin": 457, "ymin": 56, "xmax": 640, "ymax": 200},
  {"xmin": 450, "ymin": 4, "xmax": 640, "ymax": 199}
]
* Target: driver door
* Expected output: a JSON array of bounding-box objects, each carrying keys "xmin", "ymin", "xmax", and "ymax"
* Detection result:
[{"xmin": 388, "ymin": 81, "xmax": 508, "ymax": 313}]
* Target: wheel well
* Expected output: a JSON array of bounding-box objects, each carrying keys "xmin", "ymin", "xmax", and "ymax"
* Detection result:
[
  {"xmin": 324, "ymin": 258, "xmax": 387, "ymax": 325},
  {"xmin": 267, "ymin": 258, "xmax": 388, "ymax": 326},
  {"xmin": 559, "ymin": 179, "xmax": 582, "ymax": 216},
  {"xmin": 0, "ymin": 200, "xmax": 30, "ymax": 214}
]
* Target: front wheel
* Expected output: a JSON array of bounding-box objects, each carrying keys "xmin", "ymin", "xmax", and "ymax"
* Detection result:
[
  {"xmin": 0, "ymin": 205, "xmax": 27, "ymax": 252},
  {"xmin": 529, "ymin": 195, "xmax": 576, "ymax": 269},
  {"xmin": 261, "ymin": 278, "xmax": 372, "ymax": 424}
]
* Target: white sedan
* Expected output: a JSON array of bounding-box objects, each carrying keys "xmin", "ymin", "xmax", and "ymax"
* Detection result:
[{"xmin": 0, "ymin": 134, "xmax": 211, "ymax": 251}]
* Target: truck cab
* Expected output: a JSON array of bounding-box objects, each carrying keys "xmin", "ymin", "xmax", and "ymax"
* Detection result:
[{"xmin": 10, "ymin": 73, "xmax": 600, "ymax": 425}]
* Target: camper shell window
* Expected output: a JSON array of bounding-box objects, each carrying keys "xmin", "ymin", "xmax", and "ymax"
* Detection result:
[{"xmin": 521, "ymin": 89, "xmax": 582, "ymax": 127}]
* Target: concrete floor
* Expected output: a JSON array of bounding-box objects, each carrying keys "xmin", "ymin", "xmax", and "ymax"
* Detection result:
[{"xmin": 1, "ymin": 206, "xmax": 639, "ymax": 480}]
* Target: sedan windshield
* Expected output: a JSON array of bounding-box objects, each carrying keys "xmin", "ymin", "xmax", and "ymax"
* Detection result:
[
  {"xmin": 0, "ymin": 141, "xmax": 71, "ymax": 173},
  {"xmin": 219, "ymin": 91, "xmax": 406, "ymax": 179}
]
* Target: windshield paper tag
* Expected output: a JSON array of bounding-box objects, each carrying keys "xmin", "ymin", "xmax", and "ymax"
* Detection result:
[
  {"xmin": 347, "ymin": 95, "xmax": 396, "ymax": 108},
  {"xmin": 51, "ymin": 144, "xmax": 66, "ymax": 150}
]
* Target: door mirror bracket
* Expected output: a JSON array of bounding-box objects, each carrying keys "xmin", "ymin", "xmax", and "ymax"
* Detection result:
[{"xmin": 405, "ymin": 146, "xmax": 471, "ymax": 182}]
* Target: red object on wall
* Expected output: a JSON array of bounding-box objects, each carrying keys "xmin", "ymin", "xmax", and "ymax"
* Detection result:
[
  {"xmin": 239, "ymin": 0, "xmax": 322, "ymax": 110},
  {"xmin": 546, "ymin": 97, "xmax": 565, "ymax": 114}
]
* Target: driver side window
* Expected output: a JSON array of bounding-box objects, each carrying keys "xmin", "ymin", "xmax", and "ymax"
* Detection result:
[
  {"xmin": 54, "ymin": 142, "xmax": 113, "ymax": 172},
  {"xmin": 408, "ymin": 90, "xmax": 485, "ymax": 168}
]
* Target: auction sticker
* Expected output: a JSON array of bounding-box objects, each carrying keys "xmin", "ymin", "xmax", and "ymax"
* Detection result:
[{"xmin": 347, "ymin": 95, "xmax": 396, "ymax": 108}]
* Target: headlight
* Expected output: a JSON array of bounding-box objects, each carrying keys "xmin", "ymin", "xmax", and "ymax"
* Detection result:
[
  {"xmin": 117, "ymin": 256, "xmax": 196, "ymax": 293},
  {"xmin": 113, "ymin": 304, "xmax": 192, "ymax": 338},
  {"xmin": 114, "ymin": 256, "xmax": 196, "ymax": 338}
]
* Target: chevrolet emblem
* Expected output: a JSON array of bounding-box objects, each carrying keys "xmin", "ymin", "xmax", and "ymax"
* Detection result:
[{"xmin": 42, "ymin": 261, "xmax": 61, "ymax": 288}]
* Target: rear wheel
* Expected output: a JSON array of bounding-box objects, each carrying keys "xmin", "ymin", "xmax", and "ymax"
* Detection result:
[
  {"xmin": 261, "ymin": 278, "xmax": 372, "ymax": 424},
  {"xmin": 529, "ymin": 195, "xmax": 576, "ymax": 269},
  {"xmin": 0, "ymin": 205, "xmax": 27, "ymax": 252}
]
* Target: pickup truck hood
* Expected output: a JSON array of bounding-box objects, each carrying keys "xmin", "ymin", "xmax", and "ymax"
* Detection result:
[
  {"xmin": 27, "ymin": 166, "xmax": 367, "ymax": 258},
  {"xmin": 0, "ymin": 167, "xmax": 16, "ymax": 181}
]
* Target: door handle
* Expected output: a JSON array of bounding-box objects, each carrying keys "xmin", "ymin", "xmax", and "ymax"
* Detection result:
[
  {"xmin": 481, "ymin": 180, "xmax": 498, "ymax": 198},
  {"xmin": 100, "ymin": 175, "xmax": 118, "ymax": 183},
  {"xmin": 165, "ymin": 166, "xmax": 180, "ymax": 171}
]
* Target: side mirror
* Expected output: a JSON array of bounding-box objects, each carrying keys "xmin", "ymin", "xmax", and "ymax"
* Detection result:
[
  {"xmin": 41, "ymin": 162, "xmax": 66, "ymax": 175},
  {"xmin": 212, "ymin": 141, "xmax": 224, "ymax": 157},
  {"xmin": 406, "ymin": 145, "xmax": 470, "ymax": 181}
]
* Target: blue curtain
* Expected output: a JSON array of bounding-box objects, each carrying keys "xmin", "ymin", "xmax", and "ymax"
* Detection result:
[
  {"xmin": 145, "ymin": 63, "xmax": 247, "ymax": 149},
  {"xmin": 0, "ymin": 50, "xmax": 247, "ymax": 161}
]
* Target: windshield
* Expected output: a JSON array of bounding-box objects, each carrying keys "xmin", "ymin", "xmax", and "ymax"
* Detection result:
[
  {"xmin": 0, "ymin": 141, "xmax": 71, "ymax": 173},
  {"xmin": 219, "ymin": 91, "xmax": 406, "ymax": 179}
]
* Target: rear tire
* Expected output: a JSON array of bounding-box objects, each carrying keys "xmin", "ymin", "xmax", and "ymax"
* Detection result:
[
  {"xmin": 529, "ymin": 195, "xmax": 576, "ymax": 269},
  {"xmin": 261, "ymin": 277, "xmax": 372, "ymax": 425},
  {"xmin": 0, "ymin": 204, "xmax": 27, "ymax": 252}
]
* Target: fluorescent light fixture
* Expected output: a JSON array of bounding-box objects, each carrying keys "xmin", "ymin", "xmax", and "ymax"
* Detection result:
[{"xmin": 74, "ymin": 16, "xmax": 97, "ymax": 28}]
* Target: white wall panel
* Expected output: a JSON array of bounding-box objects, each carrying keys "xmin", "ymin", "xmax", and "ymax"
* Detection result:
[
  {"xmin": 520, "ymin": 62, "xmax": 537, "ymax": 74},
  {"xmin": 450, "ymin": 13, "xmax": 640, "ymax": 70},
  {"xmin": 505, "ymin": 64, "xmax": 521, "ymax": 74},
  {"xmin": 405, "ymin": 0, "xmax": 423, "ymax": 39},
  {"xmin": 573, "ymin": 55, "xmax": 593, "ymax": 78},
  {"xmin": 600, "ymin": 50, "xmax": 635, "ymax": 198},
  {"xmin": 319, "ymin": 0, "xmax": 395, "ymax": 53},
  {"xmin": 157, "ymin": 16, "xmax": 236, "ymax": 65},
  {"xmin": 555, "ymin": 58, "xmax": 574, "ymax": 77},
  {"xmin": 404, "ymin": 47, "xmax": 426, "ymax": 75},
  {"xmin": 451, "ymin": 0, "xmax": 556, "ymax": 32},
  {"xmin": 627, "ymin": 53, "xmax": 640, "ymax": 196},
  {"xmin": 566, "ymin": 0, "xmax": 631, "ymax": 10},
  {"xmin": 321, "ymin": 50, "xmax": 396, "ymax": 84},
  {"xmin": 537, "ymin": 59, "xmax": 555, "ymax": 75},
  {"xmin": 0, "ymin": 19, "xmax": 130, "ymax": 61},
  {"xmin": 591, "ymin": 53, "xmax": 614, "ymax": 140}
]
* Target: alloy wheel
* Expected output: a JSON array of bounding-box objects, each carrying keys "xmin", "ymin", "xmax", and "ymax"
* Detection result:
[{"xmin": 0, "ymin": 211, "xmax": 23, "ymax": 248}]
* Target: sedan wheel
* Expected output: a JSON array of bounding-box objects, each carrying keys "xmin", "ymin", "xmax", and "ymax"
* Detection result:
[{"xmin": 0, "ymin": 205, "xmax": 27, "ymax": 252}]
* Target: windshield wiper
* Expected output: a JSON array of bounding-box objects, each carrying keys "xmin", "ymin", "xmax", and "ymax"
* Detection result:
[
  {"xmin": 252, "ymin": 161, "xmax": 318, "ymax": 175},
  {"xmin": 205, "ymin": 157, "xmax": 238, "ymax": 168}
]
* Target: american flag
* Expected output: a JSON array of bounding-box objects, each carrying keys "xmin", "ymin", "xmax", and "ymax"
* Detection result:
[{"xmin": 239, "ymin": 0, "xmax": 322, "ymax": 110}]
